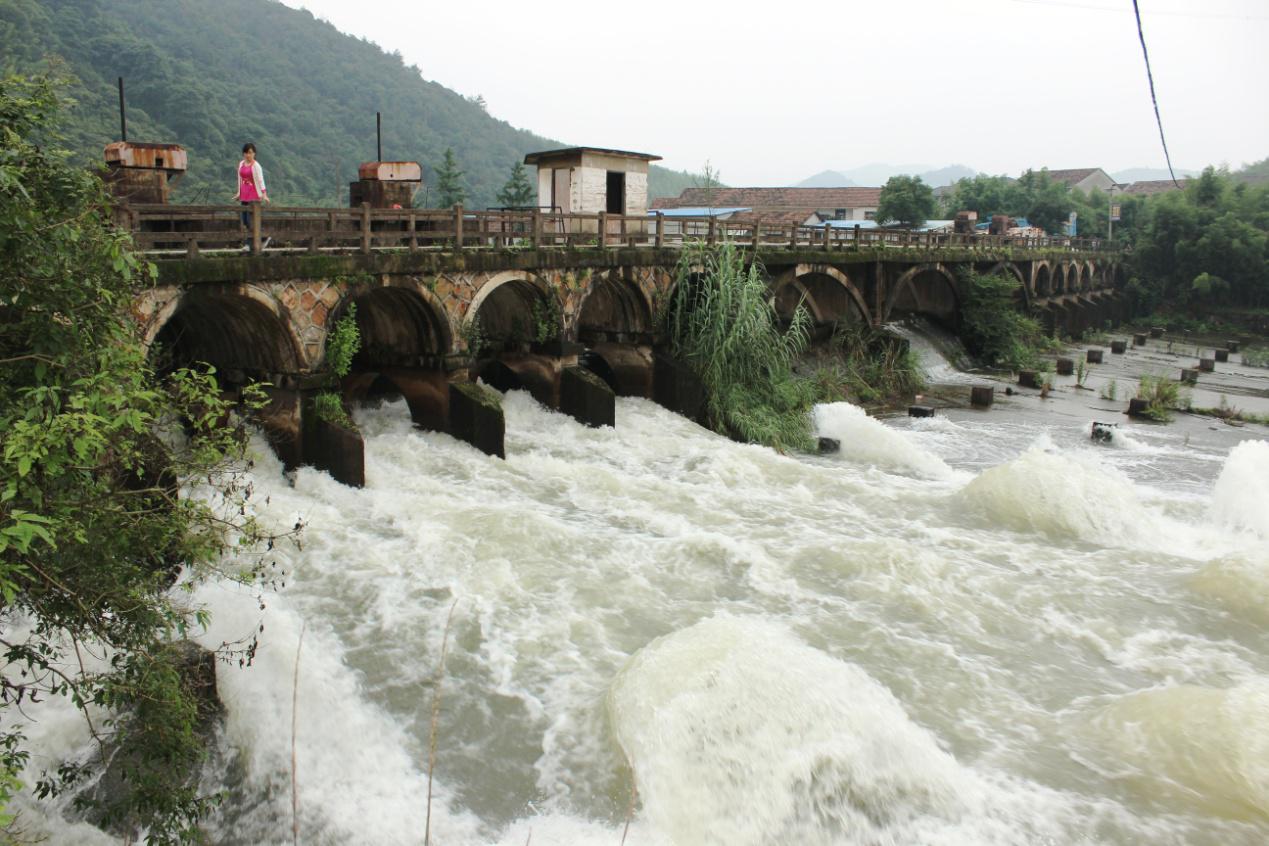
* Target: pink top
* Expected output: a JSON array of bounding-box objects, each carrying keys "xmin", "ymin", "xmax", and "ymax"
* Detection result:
[{"xmin": 238, "ymin": 161, "xmax": 261, "ymax": 202}]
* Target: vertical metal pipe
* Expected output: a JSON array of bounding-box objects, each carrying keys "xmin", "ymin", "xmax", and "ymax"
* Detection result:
[
  {"xmin": 376, "ymin": 112, "xmax": 382, "ymax": 162},
  {"xmin": 118, "ymin": 77, "xmax": 127, "ymax": 142}
]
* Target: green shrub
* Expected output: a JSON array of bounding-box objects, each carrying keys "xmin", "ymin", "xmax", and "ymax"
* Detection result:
[
  {"xmin": 1136, "ymin": 373, "xmax": 1186, "ymax": 421},
  {"xmin": 959, "ymin": 271, "xmax": 1050, "ymax": 370},
  {"xmin": 662, "ymin": 240, "xmax": 816, "ymax": 451}
]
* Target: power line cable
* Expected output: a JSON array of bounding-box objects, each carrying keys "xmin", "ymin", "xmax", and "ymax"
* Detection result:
[
  {"xmin": 1132, "ymin": 0, "xmax": 1180, "ymax": 187},
  {"xmin": 1013, "ymin": 0, "xmax": 1269, "ymax": 22}
]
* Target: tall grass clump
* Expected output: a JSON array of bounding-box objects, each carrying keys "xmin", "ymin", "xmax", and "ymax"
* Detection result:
[
  {"xmin": 959, "ymin": 270, "xmax": 1053, "ymax": 370},
  {"xmin": 806, "ymin": 325, "xmax": 924, "ymax": 405},
  {"xmin": 1135, "ymin": 373, "xmax": 1186, "ymax": 421},
  {"xmin": 662, "ymin": 240, "xmax": 816, "ymax": 451}
]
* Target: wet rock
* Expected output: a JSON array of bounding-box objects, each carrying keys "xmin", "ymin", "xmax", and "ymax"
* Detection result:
[{"xmin": 817, "ymin": 437, "xmax": 840, "ymax": 454}]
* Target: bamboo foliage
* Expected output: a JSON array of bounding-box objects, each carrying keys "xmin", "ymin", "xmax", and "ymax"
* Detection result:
[{"xmin": 662, "ymin": 240, "xmax": 817, "ymax": 451}]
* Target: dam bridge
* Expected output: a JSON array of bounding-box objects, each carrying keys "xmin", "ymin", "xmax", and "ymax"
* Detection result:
[{"xmin": 125, "ymin": 203, "xmax": 1125, "ymax": 485}]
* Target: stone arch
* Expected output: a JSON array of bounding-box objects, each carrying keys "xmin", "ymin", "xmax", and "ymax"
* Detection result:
[
  {"xmin": 466, "ymin": 271, "xmax": 560, "ymax": 354},
  {"xmin": 1034, "ymin": 262, "xmax": 1053, "ymax": 298},
  {"xmin": 148, "ymin": 285, "xmax": 306, "ymax": 383},
  {"xmin": 1085, "ymin": 261, "xmax": 1098, "ymax": 290},
  {"xmin": 984, "ymin": 261, "xmax": 1029, "ymax": 309},
  {"xmin": 883, "ymin": 263, "xmax": 959, "ymax": 325},
  {"xmin": 335, "ymin": 279, "xmax": 453, "ymax": 366},
  {"xmin": 575, "ymin": 267, "xmax": 655, "ymax": 344},
  {"xmin": 772, "ymin": 264, "xmax": 871, "ymax": 328}
]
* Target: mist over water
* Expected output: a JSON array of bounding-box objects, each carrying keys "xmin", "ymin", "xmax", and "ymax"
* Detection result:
[{"xmin": 15, "ymin": 390, "xmax": 1269, "ymax": 845}]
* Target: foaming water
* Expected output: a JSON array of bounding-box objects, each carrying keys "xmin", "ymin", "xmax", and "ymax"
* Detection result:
[
  {"xmin": 1211, "ymin": 440, "xmax": 1269, "ymax": 538},
  {"xmin": 814, "ymin": 401, "xmax": 956, "ymax": 480},
  {"xmin": 1083, "ymin": 681, "xmax": 1269, "ymax": 823},
  {"xmin": 14, "ymin": 395, "xmax": 1269, "ymax": 845},
  {"xmin": 957, "ymin": 439, "xmax": 1160, "ymax": 545}
]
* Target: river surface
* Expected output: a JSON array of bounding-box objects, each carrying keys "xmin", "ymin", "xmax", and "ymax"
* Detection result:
[{"xmin": 17, "ymin": 339, "xmax": 1269, "ymax": 845}]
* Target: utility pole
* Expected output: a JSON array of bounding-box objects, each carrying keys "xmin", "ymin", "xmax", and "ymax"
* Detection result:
[
  {"xmin": 117, "ymin": 77, "xmax": 127, "ymax": 141},
  {"xmin": 376, "ymin": 112, "xmax": 382, "ymax": 162}
]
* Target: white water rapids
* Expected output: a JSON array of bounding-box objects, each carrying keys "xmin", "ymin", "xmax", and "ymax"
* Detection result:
[{"xmin": 14, "ymin": 390, "xmax": 1269, "ymax": 844}]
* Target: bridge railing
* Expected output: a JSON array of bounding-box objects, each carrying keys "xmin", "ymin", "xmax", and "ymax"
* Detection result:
[{"xmin": 119, "ymin": 203, "xmax": 1120, "ymax": 258}]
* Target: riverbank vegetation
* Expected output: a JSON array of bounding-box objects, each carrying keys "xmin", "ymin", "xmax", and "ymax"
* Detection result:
[
  {"xmin": 0, "ymin": 74, "xmax": 291, "ymax": 841},
  {"xmin": 798, "ymin": 326, "xmax": 924, "ymax": 407},
  {"xmin": 958, "ymin": 271, "xmax": 1057, "ymax": 370},
  {"xmin": 662, "ymin": 241, "xmax": 817, "ymax": 451}
]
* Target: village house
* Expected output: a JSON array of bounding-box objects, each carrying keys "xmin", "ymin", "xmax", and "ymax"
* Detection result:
[{"xmin": 652, "ymin": 186, "xmax": 882, "ymax": 227}]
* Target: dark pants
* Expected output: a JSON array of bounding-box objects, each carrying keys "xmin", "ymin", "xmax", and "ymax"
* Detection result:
[{"xmin": 240, "ymin": 201, "xmax": 252, "ymax": 230}]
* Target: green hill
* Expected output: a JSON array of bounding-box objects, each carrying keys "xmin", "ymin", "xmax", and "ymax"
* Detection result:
[{"xmin": 1, "ymin": 0, "xmax": 697, "ymax": 207}]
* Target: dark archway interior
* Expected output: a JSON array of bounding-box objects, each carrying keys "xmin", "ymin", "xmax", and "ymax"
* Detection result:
[
  {"xmin": 775, "ymin": 274, "xmax": 864, "ymax": 336},
  {"xmin": 350, "ymin": 287, "xmax": 449, "ymax": 369},
  {"xmin": 152, "ymin": 295, "xmax": 299, "ymax": 388},
  {"xmin": 578, "ymin": 275, "xmax": 651, "ymax": 344},
  {"xmin": 472, "ymin": 280, "xmax": 552, "ymax": 354},
  {"xmin": 1035, "ymin": 266, "xmax": 1053, "ymax": 298},
  {"xmin": 890, "ymin": 270, "xmax": 958, "ymax": 326}
]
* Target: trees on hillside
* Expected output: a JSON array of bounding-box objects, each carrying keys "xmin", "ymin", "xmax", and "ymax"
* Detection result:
[
  {"xmin": 495, "ymin": 161, "xmax": 535, "ymax": 207},
  {"xmin": 876, "ymin": 175, "xmax": 936, "ymax": 228},
  {"xmin": 434, "ymin": 148, "xmax": 467, "ymax": 208},
  {"xmin": 0, "ymin": 74, "xmax": 289, "ymax": 841}
]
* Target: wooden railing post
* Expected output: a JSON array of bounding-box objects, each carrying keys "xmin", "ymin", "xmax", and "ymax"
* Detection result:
[
  {"xmin": 707, "ymin": 216, "xmax": 717, "ymax": 245},
  {"xmin": 789, "ymin": 224, "xmax": 797, "ymax": 249},
  {"xmin": 655, "ymin": 211, "xmax": 664, "ymax": 248},
  {"xmin": 251, "ymin": 203, "xmax": 262, "ymax": 255},
  {"xmin": 597, "ymin": 211, "xmax": 608, "ymax": 247},
  {"xmin": 752, "ymin": 218, "xmax": 761, "ymax": 249},
  {"xmin": 823, "ymin": 224, "xmax": 832, "ymax": 251},
  {"xmin": 853, "ymin": 224, "xmax": 861, "ymax": 250},
  {"xmin": 453, "ymin": 204, "xmax": 464, "ymax": 251},
  {"xmin": 408, "ymin": 211, "xmax": 418, "ymax": 252},
  {"xmin": 360, "ymin": 203, "xmax": 371, "ymax": 254},
  {"xmin": 532, "ymin": 209, "xmax": 542, "ymax": 248}
]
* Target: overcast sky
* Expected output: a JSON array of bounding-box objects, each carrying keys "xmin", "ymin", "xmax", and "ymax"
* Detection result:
[{"xmin": 278, "ymin": 0, "xmax": 1267, "ymax": 185}]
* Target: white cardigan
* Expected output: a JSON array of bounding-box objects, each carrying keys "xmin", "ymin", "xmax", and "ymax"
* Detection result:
[{"xmin": 236, "ymin": 159, "xmax": 267, "ymax": 199}]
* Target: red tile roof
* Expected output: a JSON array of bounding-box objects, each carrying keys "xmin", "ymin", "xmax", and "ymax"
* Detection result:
[{"xmin": 654, "ymin": 186, "xmax": 882, "ymax": 212}]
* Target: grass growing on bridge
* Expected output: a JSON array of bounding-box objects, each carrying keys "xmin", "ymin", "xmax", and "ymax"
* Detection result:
[
  {"xmin": 663, "ymin": 240, "xmax": 817, "ymax": 451},
  {"xmin": 801, "ymin": 326, "xmax": 925, "ymax": 407}
]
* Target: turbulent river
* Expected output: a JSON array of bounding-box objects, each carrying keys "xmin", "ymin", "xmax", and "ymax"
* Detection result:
[{"xmin": 22, "ymin": 375, "xmax": 1269, "ymax": 844}]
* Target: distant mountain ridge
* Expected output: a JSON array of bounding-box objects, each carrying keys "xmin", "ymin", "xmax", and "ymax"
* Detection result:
[
  {"xmin": 798, "ymin": 163, "xmax": 977, "ymax": 188},
  {"xmin": 3, "ymin": 0, "xmax": 697, "ymax": 207}
]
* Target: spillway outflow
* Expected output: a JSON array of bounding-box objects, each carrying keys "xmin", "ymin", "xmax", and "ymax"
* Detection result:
[{"xmin": 11, "ymin": 395, "xmax": 1268, "ymax": 845}]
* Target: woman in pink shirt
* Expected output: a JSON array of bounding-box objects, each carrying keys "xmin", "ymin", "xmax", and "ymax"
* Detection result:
[{"xmin": 233, "ymin": 142, "xmax": 270, "ymax": 247}]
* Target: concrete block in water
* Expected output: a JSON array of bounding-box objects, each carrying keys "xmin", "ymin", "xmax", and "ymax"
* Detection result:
[
  {"xmin": 817, "ymin": 437, "xmax": 840, "ymax": 454},
  {"xmin": 1056, "ymin": 357, "xmax": 1075, "ymax": 375},
  {"xmin": 1127, "ymin": 398, "xmax": 1151, "ymax": 418},
  {"xmin": 1133, "ymin": 333, "xmax": 1147, "ymax": 347},
  {"xmin": 1227, "ymin": 340, "xmax": 1240, "ymax": 353},
  {"xmin": 1150, "ymin": 327, "xmax": 1163, "ymax": 338},
  {"xmin": 303, "ymin": 413, "xmax": 365, "ymax": 488},
  {"xmin": 1214, "ymin": 348, "xmax": 1229, "ymax": 362},
  {"xmin": 1180, "ymin": 368, "xmax": 1199, "ymax": 383},
  {"xmin": 1018, "ymin": 370, "xmax": 1040, "ymax": 388},
  {"xmin": 653, "ymin": 352, "xmax": 706, "ymax": 423},
  {"xmin": 1199, "ymin": 358, "xmax": 1216, "ymax": 373},
  {"xmin": 1086, "ymin": 349, "xmax": 1104, "ymax": 364},
  {"xmin": 970, "ymin": 385, "xmax": 994, "ymax": 407},
  {"xmin": 1090, "ymin": 421, "xmax": 1117, "ymax": 443},
  {"xmin": 449, "ymin": 381, "xmax": 505, "ymax": 459},
  {"xmin": 560, "ymin": 365, "xmax": 615, "ymax": 428},
  {"xmin": 1111, "ymin": 340, "xmax": 1127, "ymax": 354},
  {"xmin": 908, "ymin": 405, "xmax": 936, "ymax": 418}
]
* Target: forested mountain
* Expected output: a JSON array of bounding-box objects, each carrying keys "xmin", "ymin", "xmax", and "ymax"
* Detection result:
[{"xmin": 0, "ymin": 0, "xmax": 697, "ymax": 207}]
